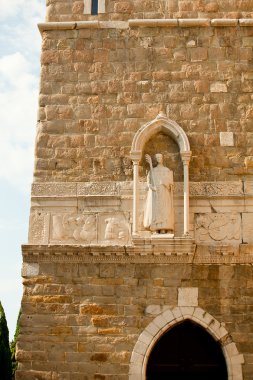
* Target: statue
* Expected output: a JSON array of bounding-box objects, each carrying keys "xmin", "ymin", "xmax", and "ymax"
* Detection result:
[{"xmin": 144, "ymin": 153, "xmax": 174, "ymax": 234}]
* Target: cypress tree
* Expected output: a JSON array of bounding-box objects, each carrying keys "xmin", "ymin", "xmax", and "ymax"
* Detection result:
[
  {"xmin": 0, "ymin": 301, "xmax": 12, "ymax": 380},
  {"xmin": 10, "ymin": 309, "xmax": 21, "ymax": 378}
]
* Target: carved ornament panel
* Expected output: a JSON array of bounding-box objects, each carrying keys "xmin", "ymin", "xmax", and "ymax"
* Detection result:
[
  {"xmin": 28, "ymin": 211, "xmax": 50, "ymax": 244},
  {"xmin": 50, "ymin": 212, "xmax": 131, "ymax": 245},
  {"xmin": 195, "ymin": 213, "xmax": 241, "ymax": 243}
]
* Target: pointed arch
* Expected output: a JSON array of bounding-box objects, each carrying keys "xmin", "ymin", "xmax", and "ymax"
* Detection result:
[
  {"xmin": 130, "ymin": 113, "xmax": 190, "ymax": 161},
  {"xmin": 129, "ymin": 306, "xmax": 244, "ymax": 380}
]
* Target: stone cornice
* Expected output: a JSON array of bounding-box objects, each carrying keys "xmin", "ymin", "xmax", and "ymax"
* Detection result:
[
  {"xmin": 38, "ymin": 18, "xmax": 253, "ymax": 32},
  {"xmin": 22, "ymin": 243, "xmax": 253, "ymax": 264}
]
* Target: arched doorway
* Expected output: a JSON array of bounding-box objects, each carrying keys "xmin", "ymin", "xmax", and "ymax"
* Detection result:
[{"xmin": 146, "ymin": 320, "xmax": 228, "ymax": 380}]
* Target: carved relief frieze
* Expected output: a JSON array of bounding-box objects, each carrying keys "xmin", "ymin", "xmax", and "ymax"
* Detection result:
[
  {"xmin": 28, "ymin": 211, "xmax": 50, "ymax": 244},
  {"xmin": 32, "ymin": 183, "xmax": 77, "ymax": 197},
  {"xmin": 244, "ymin": 182, "xmax": 253, "ymax": 195},
  {"xmin": 51, "ymin": 214, "xmax": 97, "ymax": 244},
  {"xmin": 208, "ymin": 245, "xmax": 236, "ymax": 256},
  {"xmin": 50, "ymin": 212, "xmax": 131, "ymax": 245},
  {"xmin": 174, "ymin": 182, "xmax": 242, "ymax": 197},
  {"xmin": 190, "ymin": 182, "xmax": 243, "ymax": 197},
  {"xmin": 77, "ymin": 182, "xmax": 118, "ymax": 196},
  {"xmin": 195, "ymin": 213, "xmax": 241, "ymax": 243},
  {"xmin": 99, "ymin": 212, "xmax": 131, "ymax": 245},
  {"xmin": 242, "ymin": 213, "xmax": 253, "ymax": 244},
  {"xmin": 103, "ymin": 216, "xmax": 130, "ymax": 244},
  {"xmin": 122, "ymin": 157, "xmax": 133, "ymax": 177},
  {"xmin": 31, "ymin": 181, "xmax": 243, "ymax": 199}
]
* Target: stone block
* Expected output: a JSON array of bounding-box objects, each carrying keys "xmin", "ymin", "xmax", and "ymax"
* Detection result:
[
  {"xmin": 210, "ymin": 82, "xmax": 228, "ymax": 93},
  {"xmin": 242, "ymin": 213, "xmax": 253, "ymax": 244},
  {"xmin": 22, "ymin": 263, "xmax": 39, "ymax": 277},
  {"xmin": 243, "ymin": 37, "xmax": 253, "ymax": 47},
  {"xmin": 220, "ymin": 132, "xmax": 234, "ymax": 147},
  {"xmin": 178, "ymin": 288, "xmax": 198, "ymax": 307},
  {"xmin": 190, "ymin": 47, "xmax": 208, "ymax": 62}
]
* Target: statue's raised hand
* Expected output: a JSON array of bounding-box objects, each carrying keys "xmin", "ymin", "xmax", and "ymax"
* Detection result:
[{"xmin": 145, "ymin": 154, "xmax": 152, "ymax": 169}]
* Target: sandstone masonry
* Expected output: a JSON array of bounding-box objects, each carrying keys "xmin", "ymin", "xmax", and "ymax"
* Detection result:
[{"xmin": 17, "ymin": 1, "xmax": 253, "ymax": 379}]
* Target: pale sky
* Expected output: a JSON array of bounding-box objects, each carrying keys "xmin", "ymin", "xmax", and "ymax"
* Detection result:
[{"xmin": 0, "ymin": 0, "xmax": 45, "ymax": 338}]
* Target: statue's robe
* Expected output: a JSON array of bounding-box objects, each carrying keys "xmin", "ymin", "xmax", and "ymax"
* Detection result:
[{"xmin": 144, "ymin": 165, "xmax": 174, "ymax": 232}]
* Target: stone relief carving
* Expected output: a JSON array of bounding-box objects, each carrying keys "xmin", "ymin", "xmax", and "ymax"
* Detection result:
[
  {"xmin": 29, "ymin": 211, "xmax": 50, "ymax": 244},
  {"xmin": 122, "ymin": 157, "xmax": 133, "ymax": 177},
  {"xmin": 32, "ymin": 181, "xmax": 244, "ymax": 198},
  {"xmin": 104, "ymin": 217, "xmax": 130, "ymax": 243},
  {"xmin": 174, "ymin": 182, "xmax": 242, "ymax": 196},
  {"xmin": 190, "ymin": 182, "xmax": 243, "ymax": 197},
  {"xmin": 51, "ymin": 212, "xmax": 130, "ymax": 245},
  {"xmin": 195, "ymin": 213, "xmax": 241, "ymax": 242},
  {"xmin": 144, "ymin": 154, "xmax": 174, "ymax": 234},
  {"xmin": 77, "ymin": 182, "xmax": 118, "ymax": 196},
  {"xmin": 32, "ymin": 183, "xmax": 77, "ymax": 197},
  {"xmin": 52, "ymin": 214, "xmax": 97, "ymax": 243},
  {"xmin": 208, "ymin": 245, "xmax": 235, "ymax": 256}
]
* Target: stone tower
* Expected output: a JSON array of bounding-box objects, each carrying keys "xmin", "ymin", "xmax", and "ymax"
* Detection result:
[{"xmin": 18, "ymin": 1, "xmax": 253, "ymax": 379}]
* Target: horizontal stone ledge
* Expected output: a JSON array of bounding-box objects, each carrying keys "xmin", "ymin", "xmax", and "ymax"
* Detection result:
[
  {"xmin": 38, "ymin": 21, "xmax": 99, "ymax": 33},
  {"xmin": 21, "ymin": 244, "xmax": 253, "ymax": 265},
  {"xmin": 211, "ymin": 19, "xmax": 238, "ymax": 26},
  {"xmin": 239, "ymin": 19, "xmax": 253, "ymax": 26},
  {"xmin": 38, "ymin": 19, "xmax": 253, "ymax": 32},
  {"xmin": 178, "ymin": 19, "xmax": 210, "ymax": 27},
  {"xmin": 129, "ymin": 19, "xmax": 178, "ymax": 27}
]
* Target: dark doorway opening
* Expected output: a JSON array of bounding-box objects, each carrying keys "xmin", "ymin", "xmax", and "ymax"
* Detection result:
[{"xmin": 146, "ymin": 320, "xmax": 228, "ymax": 380}]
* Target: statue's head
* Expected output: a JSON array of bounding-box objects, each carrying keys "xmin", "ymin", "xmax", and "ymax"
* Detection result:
[{"xmin": 155, "ymin": 153, "xmax": 163, "ymax": 164}]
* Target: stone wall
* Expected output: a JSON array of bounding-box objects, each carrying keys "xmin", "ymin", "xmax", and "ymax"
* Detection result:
[
  {"xmin": 18, "ymin": 1, "xmax": 253, "ymax": 378},
  {"xmin": 16, "ymin": 257, "xmax": 253, "ymax": 379},
  {"xmin": 37, "ymin": 24, "xmax": 253, "ymax": 183},
  {"xmin": 45, "ymin": 0, "xmax": 253, "ymax": 22}
]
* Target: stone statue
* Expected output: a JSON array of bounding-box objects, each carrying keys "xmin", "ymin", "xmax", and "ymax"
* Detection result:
[{"xmin": 144, "ymin": 153, "xmax": 174, "ymax": 234}]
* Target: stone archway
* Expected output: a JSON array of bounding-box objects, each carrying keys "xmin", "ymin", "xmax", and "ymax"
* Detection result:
[
  {"xmin": 146, "ymin": 320, "xmax": 228, "ymax": 379},
  {"xmin": 130, "ymin": 113, "xmax": 191, "ymax": 237},
  {"xmin": 129, "ymin": 306, "xmax": 244, "ymax": 380}
]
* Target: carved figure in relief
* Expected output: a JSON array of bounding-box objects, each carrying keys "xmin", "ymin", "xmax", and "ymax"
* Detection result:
[
  {"xmin": 79, "ymin": 216, "xmax": 97, "ymax": 242},
  {"xmin": 104, "ymin": 218, "xmax": 130, "ymax": 242},
  {"xmin": 196, "ymin": 213, "xmax": 240, "ymax": 242},
  {"xmin": 52, "ymin": 214, "xmax": 96, "ymax": 243},
  {"xmin": 144, "ymin": 153, "xmax": 174, "ymax": 234}
]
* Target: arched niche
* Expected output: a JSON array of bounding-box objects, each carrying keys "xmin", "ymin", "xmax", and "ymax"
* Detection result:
[
  {"xmin": 130, "ymin": 113, "xmax": 191, "ymax": 237},
  {"xmin": 129, "ymin": 306, "xmax": 244, "ymax": 380}
]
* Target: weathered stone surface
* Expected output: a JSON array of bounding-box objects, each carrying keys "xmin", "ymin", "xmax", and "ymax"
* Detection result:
[
  {"xmin": 34, "ymin": 25, "xmax": 253, "ymax": 183},
  {"xmin": 45, "ymin": 1, "xmax": 253, "ymax": 22},
  {"xmin": 178, "ymin": 287, "xmax": 198, "ymax": 307},
  {"xmin": 18, "ymin": 261, "xmax": 253, "ymax": 378},
  {"xmin": 18, "ymin": 2, "xmax": 253, "ymax": 380}
]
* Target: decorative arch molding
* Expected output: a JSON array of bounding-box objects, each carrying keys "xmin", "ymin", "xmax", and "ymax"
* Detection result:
[
  {"xmin": 131, "ymin": 113, "xmax": 190, "ymax": 161},
  {"xmin": 129, "ymin": 306, "xmax": 244, "ymax": 380},
  {"xmin": 130, "ymin": 113, "xmax": 192, "ymax": 236}
]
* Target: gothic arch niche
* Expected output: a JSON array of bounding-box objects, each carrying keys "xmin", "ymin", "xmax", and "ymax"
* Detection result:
[
  {"xmin": 129, "ymin": 307, "xmax": 244, "ymax": 380},
  {"xmin": 130, "ymin": 113, "xmax": 191, "ymax": 236},
  {"xmin": 146, "ymin": 320, "xmax": 228, "ymax": 379},
  {"xmin": 139, "ymin": 132, "xmax": 183, "ymax": 182}
]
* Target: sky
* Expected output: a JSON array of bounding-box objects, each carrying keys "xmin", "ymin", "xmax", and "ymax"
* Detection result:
[{"xmin": 0, "ymin": 0, "xmax": 45, "ymax": 339}]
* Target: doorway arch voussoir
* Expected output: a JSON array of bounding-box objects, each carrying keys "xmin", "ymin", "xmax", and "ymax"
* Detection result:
[{"xmin": 129, "ymin": 306, "xmax": 244, "ymax": 380}]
